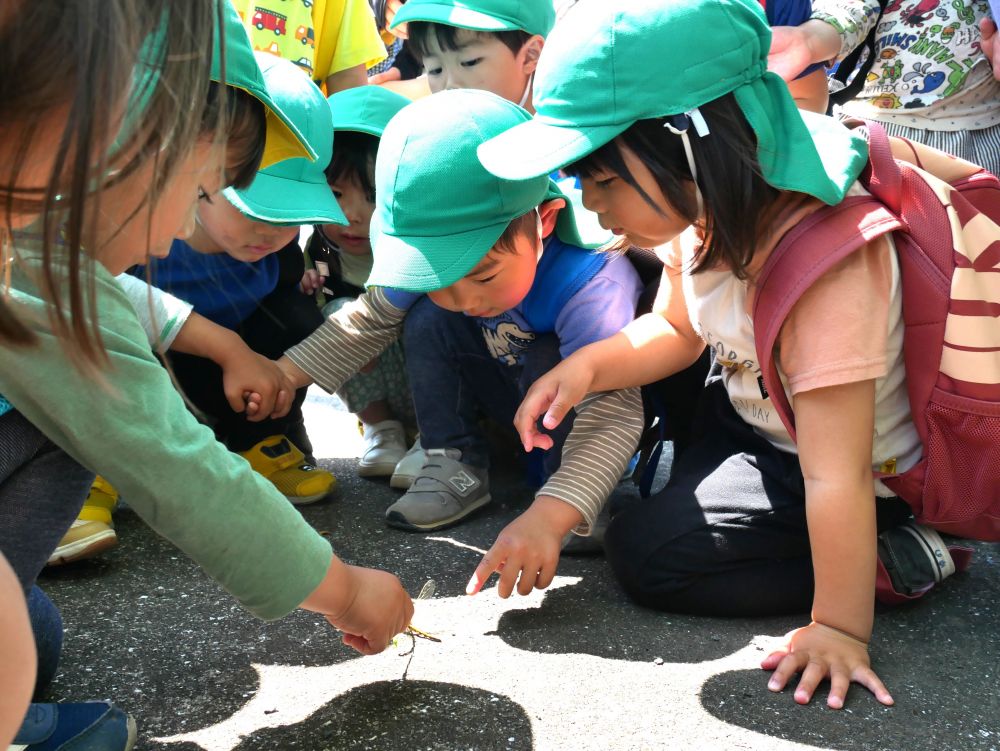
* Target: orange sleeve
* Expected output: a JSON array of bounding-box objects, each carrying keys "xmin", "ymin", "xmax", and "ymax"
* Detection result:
[{"xmin": 777, "ymin": 236, "xmax": 895, "ymax": 395}]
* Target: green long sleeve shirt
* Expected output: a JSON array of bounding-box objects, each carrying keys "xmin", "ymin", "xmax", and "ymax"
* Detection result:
[{"xmin": 0, "ymin": 235, "xmax": 332, "ymax": 620}]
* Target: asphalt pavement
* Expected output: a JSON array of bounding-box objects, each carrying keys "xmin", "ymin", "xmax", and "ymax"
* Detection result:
[{"xmin": 38, "ymin": 391, "xmax": 1000, "ymax": 751}]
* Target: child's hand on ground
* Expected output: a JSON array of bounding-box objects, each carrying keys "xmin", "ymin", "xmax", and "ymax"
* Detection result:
[
  {"xmin": 302, "ymin": 556, "xmax": 414, "ymax": 656},
  {"xmin": 219, "ymin": 348, "xmax": 294, "ymax": 421},
  {"xmin": 466, "ymin": 497, "xmax": 582, "ymax": 598},
  {"xmin": 981, "ymin": 19, "xmax": 1000, "ymax": 82},
  {"xmin": 513, "ymin": 359, "xmax": 595, "ymax": 451},
  {"xmin": 761, "ymin": 621, "xmax": 893, "ymax": 709},
  {"xmin": 300, "ymin": 268, "xmax": 325, "ymax": 295}
]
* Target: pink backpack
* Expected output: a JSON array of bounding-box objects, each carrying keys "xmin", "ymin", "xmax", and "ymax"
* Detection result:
[{"xmin": 753, "ymin": 120, "xmax": 1000, "ymax": 543}]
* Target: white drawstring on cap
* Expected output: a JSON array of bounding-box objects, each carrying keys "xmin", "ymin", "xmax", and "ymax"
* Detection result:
[
  {"xmin": 663, "ymin": 108, "xmax": 709, "ymax": 217},
  {"xmin": 518, "ymin": 73, "xmax": 534, "ymax": 108}
]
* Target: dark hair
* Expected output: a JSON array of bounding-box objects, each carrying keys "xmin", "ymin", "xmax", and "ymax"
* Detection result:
[
  {"xmin": 0, "ymin": 0, "xmax": 229, "ymax": 368},
  {"xmin": 408, "ymin": 21, "xmax": 531, "ymax": 62},
  {"xmin": 564, "ymin": 93, "xmax": 780, "ymax": 280},
  {"xmin": 493, "ymin": 209, "xmax": 537, "ymax": 255},
  {"xmin": 325, "ymin": 130, "xmax": 379, "ymax": 200},
  {"xmin": 208, "ymin": 84, "xmax": 266, "ymax": 191}
]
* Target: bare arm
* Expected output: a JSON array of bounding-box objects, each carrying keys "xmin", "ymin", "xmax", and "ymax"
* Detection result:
[
  {"xmin": 587, "ymin": 264, "xmax": 705, "ymax": 392},
  {"xmin": 325, "ymin": 63, "xmax": 368, "ymax": 94},
  {"xmin": 171, "ymin": 312, "xmax": 294, "ymax": 420},
  {"xmin": 798, "ymin": 380, "xmax": 878, "ymax": 643},
  {"xmin": 763, "ymin": 379, "xmax": 894, "ymax": 710},
  {"xmin": 514, "ymin": 263, "xmax": 704, "ymax": 447},
  {"xmin": 786, "ymin": 67, "xmax": 831, "ymax": 113}
]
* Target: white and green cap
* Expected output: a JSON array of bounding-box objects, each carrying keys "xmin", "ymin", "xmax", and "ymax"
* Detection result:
[
  {"xmin": 328, "ymin": 86, "xmax": 411, "ymax": 137},
  {"xmin": 391, "ymin": 0, "xmax": 555, "ymax": 38},
  {"xmin": 368, "ymin": 89, "xmax": 606, "ymax": 292},
  {"xmin": 478, "ymin": 0, "xmax": 868, "ymax": 206},
  {"xmin": 210, "ymin": 1, "xmax": 317, "ymax": 168},
  {"xmin": 224, "ymin": 53, "xmax": 346, "ymax": 226}
]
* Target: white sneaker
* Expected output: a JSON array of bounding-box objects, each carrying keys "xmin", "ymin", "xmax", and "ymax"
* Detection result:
[
  {"xmin": 358, "ymin": 420, "xmax": 408, "ymax": 477},
  {"xmin": 390, "ymin": 437, "xmax": 426, "ymax": 489}
]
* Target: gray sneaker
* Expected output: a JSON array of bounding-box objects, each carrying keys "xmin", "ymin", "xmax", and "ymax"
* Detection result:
[
  {"xmin": 389, "ymin": 437, "xmax": 426, "ymax": 489},
  {"xmin": 385, "ymin": 448, "xmax": 491, "ymax": 531}
]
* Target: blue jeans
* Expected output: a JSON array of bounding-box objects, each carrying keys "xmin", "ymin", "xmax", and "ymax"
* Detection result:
[
  {"xmin": 0, "ymin": 410, "xmax": 92, "ymax": 593},
  {"xmin": 28, "ymin": 586, "xmax": 62, "ymax": 698},
  {"xmin": 402, "ymin": 297, "xmax": 574, "ymax": 482}
]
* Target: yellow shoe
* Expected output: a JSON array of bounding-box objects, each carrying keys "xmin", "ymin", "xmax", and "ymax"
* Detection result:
[
  {"xmin": 47, "ymin": 476, "xmax": 119, "ymax": 566},
  {"xmin": 240, "ymin": 435, "xmax": 336, "ymax": 505}
]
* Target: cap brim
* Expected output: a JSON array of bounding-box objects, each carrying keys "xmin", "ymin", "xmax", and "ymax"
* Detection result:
[
  {"xmin": 478, "ymin": 118, "xmax": 626, "ymax": 181},
  {"xmin": 367, "ymin": 210, "xmax": 508, "ymax": 292},
  {"xmin": 226, "ymin": 84, "xmax": 318, "ymax": 169},
  {"xmin": 391, "ymin": 3, "xmax": 516, "ymax": 32},
  {"xmin": 332, "ymin": 120, "xmax": 385, "ymax": 138},
  {"xmin": 223, "ymin": 173, "xmax": 347, "ymax": 226}
]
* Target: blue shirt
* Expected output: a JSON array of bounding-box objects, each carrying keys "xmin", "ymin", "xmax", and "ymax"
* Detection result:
[
  {"xmin": 134, "ymin": 239, "xmax": 279, "ymax": 330},
  {"xmin": 383, "ymin": 238, "xmax": 642, "ymax": 367}
]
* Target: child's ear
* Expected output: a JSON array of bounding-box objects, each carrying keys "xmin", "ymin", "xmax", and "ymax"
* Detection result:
[
  {"xmin": 537, "ymin": 198, "xmax": 566, "ymax": 239},
  {"xmin": 520, "ymin": 35, "xmax": 545, "ymax": 75}
]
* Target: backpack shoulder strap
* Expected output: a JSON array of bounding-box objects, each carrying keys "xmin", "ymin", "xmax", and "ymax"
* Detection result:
[
  {"xmin": 828, "ymin": 0, "xmax": 890, "ymax": 108},
  {"xmin": 752, "ymin": 195, "xmax": 903, "ymax": 440}
]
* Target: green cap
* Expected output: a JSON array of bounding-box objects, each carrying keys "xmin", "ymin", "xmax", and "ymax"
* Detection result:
[
  {"xmin": 368, "ymin": 89, "xmax": 604, "ymax": 292},
  {"xmin": 478, "ymin": 0, "xmax": 868, "ymax": 206},
  {"xmin": 223, "ymin": 53, "xmax": 346, "ymax": 226},
  {"xmin": 391, "ymin": 0, "xmax": 555, "ymax": 38},
  {"xmin": 211, "ymin": 0, "xmax": 316, "ymax": 168},
  {"xmin": 328, "ymin": 86, "xmax": 411, "ymax": 137}
]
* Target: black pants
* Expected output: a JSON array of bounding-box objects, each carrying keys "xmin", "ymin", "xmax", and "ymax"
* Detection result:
[
  {"xmin": 166, "ymin": 247, "xmax": 322, "ymax": 454},
  {"xmin": 606, "ymin": 376, "xmax": 911, "ymax": 617}
]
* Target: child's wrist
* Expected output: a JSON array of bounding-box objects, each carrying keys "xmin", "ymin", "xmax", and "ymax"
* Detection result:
[
  {"xmin": 572, "ymin": 345, "xmax": 601, "ymax": 394},
  {"xmin": 530, "ymin": 495, "xmax": 585, "ymax": 536},
  {"xmin": 810, "ymin": 620, "xmax": 870, "ymax": 647},
  {"xmin": 276, "ymin": 355, "xmax": 314, "ymax": 390},
  {"xmin": 300, "ymin": 554, "xmax": 359, "ymax": 619},
  {"xmin": 801, "ymin": 19, "xmax": 841, "ymax": 64},
  {"xmin": 204, "ymin": 326, "xmax": 246, "ymax": 368}
]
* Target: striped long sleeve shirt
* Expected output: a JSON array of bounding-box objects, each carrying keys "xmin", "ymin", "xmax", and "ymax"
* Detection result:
[{"xmin": 286, "ymin": 275, "xmax": 646, "ymax": 535}]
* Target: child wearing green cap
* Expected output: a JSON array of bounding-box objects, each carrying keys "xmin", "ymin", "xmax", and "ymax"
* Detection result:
[
  {"xmin": 278, "ymin": 88, "xmax": 644, "ymax": 587},
  {"xmin": 304, "ymin": 86, "xmax": 417, "ymax": 477},
  {"xmin": 137, "ymin": 52, "xmax": 348, "ymax": 505},
  {"xmin": 392, "ymin": 0, "xmax": 552, "ymax": 111},
  {"xmin": 481, "ymin": 0, "xmax": 974, "ymax": 713},
  {"xmin": 0, "ymin": 2, "xmax": 413, "ymax": 746}
]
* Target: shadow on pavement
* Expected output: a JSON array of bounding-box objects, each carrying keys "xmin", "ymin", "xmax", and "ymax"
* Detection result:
[
  {"xmin": 494, "ymin": 562, "xmax": 760, "ymax": 664},
  {"xmin": 223, "ymin": 680, "xmax": 533, "ymax": 751}
]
